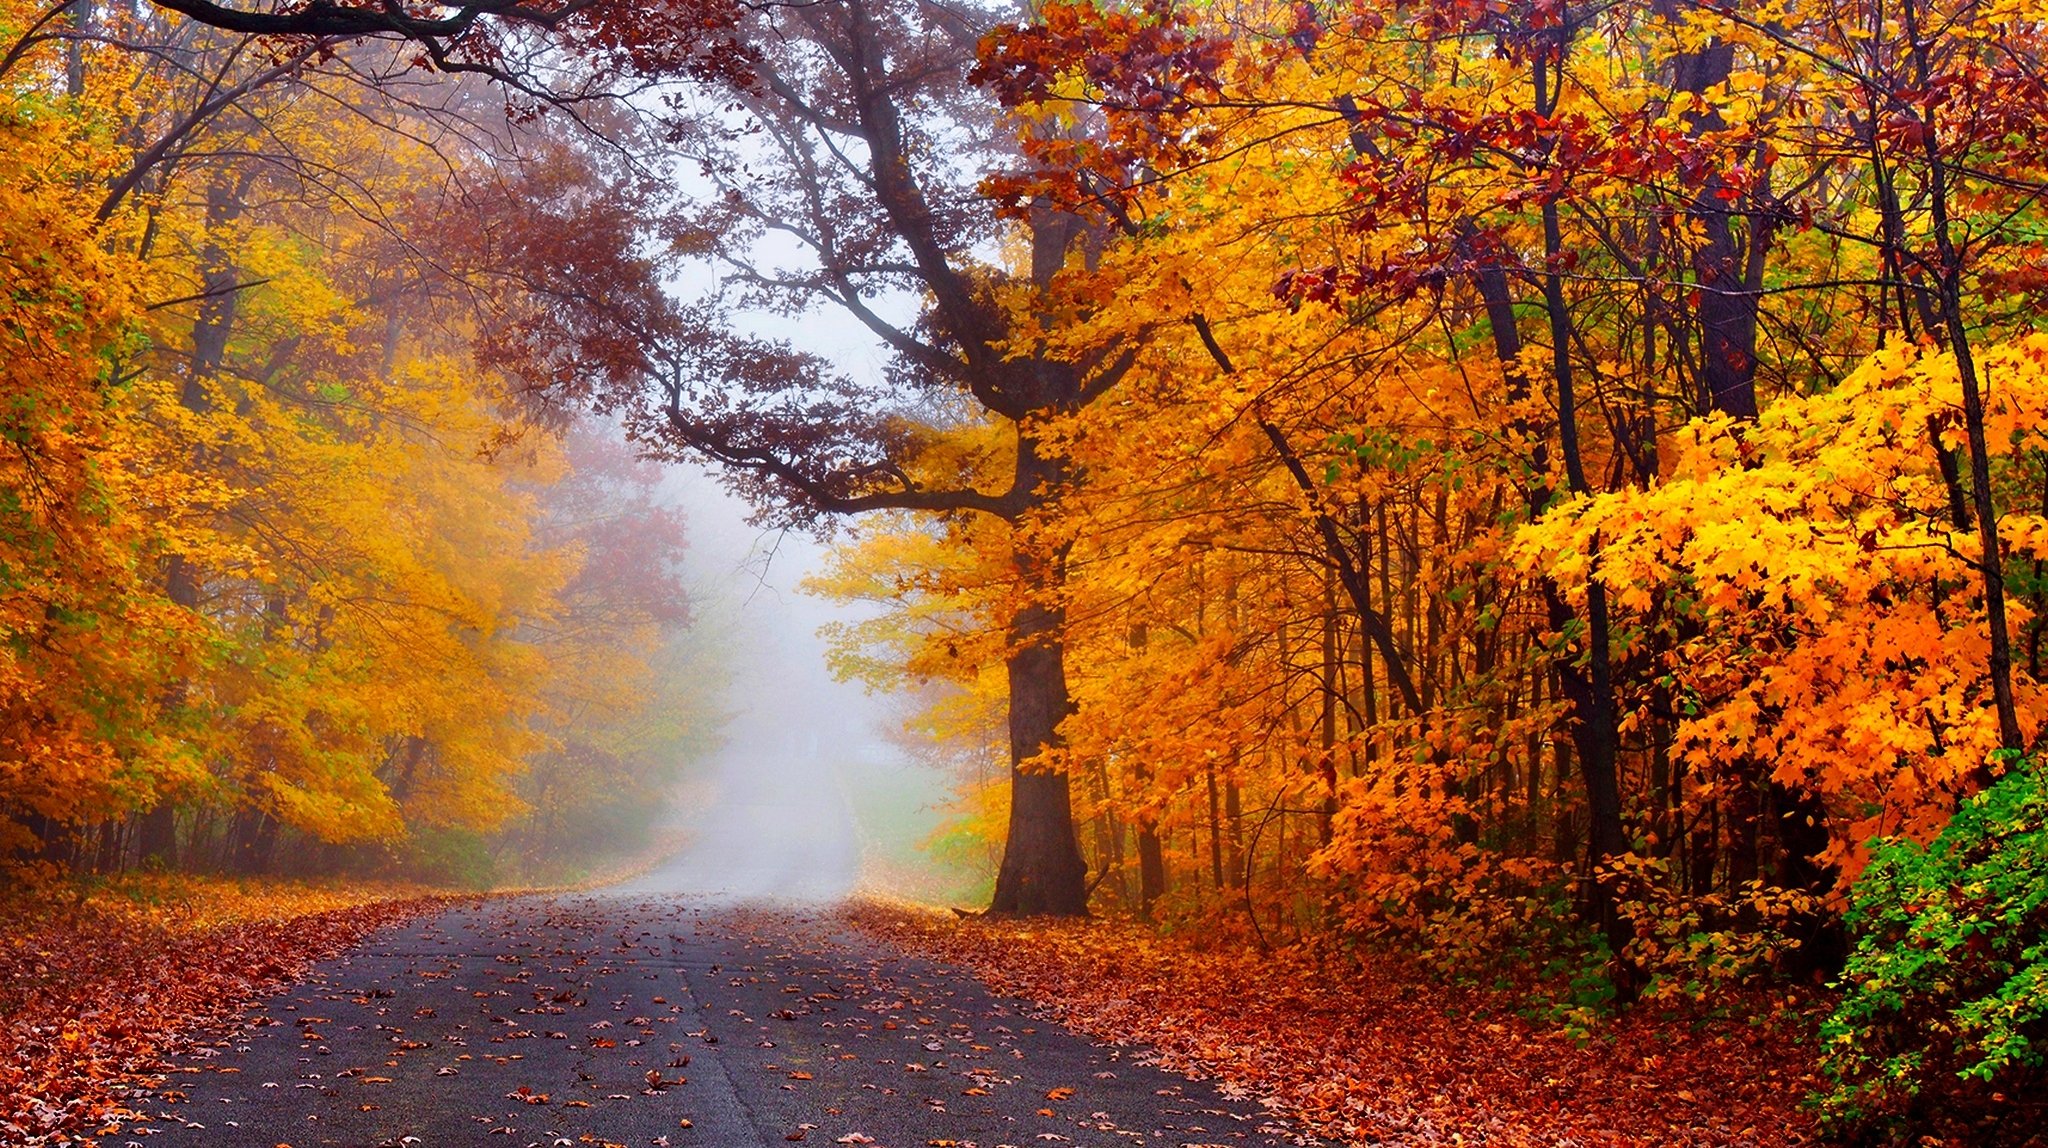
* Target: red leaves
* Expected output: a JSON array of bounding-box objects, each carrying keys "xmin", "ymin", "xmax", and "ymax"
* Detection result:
[
  {"xmin": 1273, "ymin": 264, "xmax": 1353, "ymax": 308},
  {"xmin": 975, "ymin": 0, "xmax": 1228, "ymax": 110},
  {"xmin": 854, "ymin": 905, "xmax": 1824, "ymax": 1147},
  {"xmin": 0, "ymin": 886, "xmax": 442, "ymax": 1144},
  {"xmin": 973, "ymin": 1, "xmax": 1232, "ymax": 219},
  {"xmin": 564, "ymin": 0, "xmax": 755, "ymax": 88}
]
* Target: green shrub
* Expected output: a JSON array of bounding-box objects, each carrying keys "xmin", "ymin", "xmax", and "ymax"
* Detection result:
[
  {"xmin": 398, "ymin": 826, "xmax": 497, "ymax": 889},
  {"xmin": 1817, "ymin": 757, "xmax": 2048, "ymax": 1143}
]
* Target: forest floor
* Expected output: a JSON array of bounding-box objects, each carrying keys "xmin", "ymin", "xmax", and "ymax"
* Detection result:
[
  {"xmin": 5, "ymin": 874, "xmax": 1833, "ymax": 1148},
  {"xmin": 0, "ymin": 837, "xmax": 702, "ymax": 1146},
  {"xmin": 848, "ymin": 901, "xmax": 1831, "ymax": 1148},
  {"xmin": 0, "ymin": 875, "xmax": 454, "ymax": 1144}
]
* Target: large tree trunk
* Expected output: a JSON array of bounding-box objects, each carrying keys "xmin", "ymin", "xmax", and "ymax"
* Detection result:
[
  {"xmin": 988, "ymin": 425, "xmax": 1089, "ymax": 915},
  {"xmin": 983, "ymin": 190, "xmax": 1100, "ymax": 916},
  {"xmin": 1135, "ymin": 821, "xmax": 1166, "ymax": 914},
  {"xmin": 988, "ymin": 560, "xmax": 1089, "ymax": 914}
]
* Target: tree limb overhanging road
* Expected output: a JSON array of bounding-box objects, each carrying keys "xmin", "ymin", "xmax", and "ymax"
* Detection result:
[{"xmin": 126, "ymin": 741, "xmax": 1314, "ymax": 1148}]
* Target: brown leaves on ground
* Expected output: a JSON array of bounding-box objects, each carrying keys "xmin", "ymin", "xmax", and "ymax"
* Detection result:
[
  {"xmin": 849, "ymin": 902, "xmax": 1824, "ymax": 1147},
  {"xmin": 0, "ymin": 875, "xmax": 447, "ymax": 1145}
]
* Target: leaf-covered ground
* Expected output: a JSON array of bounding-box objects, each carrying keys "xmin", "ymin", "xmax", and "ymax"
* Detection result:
[
  {"xmin": 849, "ymin": 902, "xmax": 1828, "ymax": 1147},
  {"xmin": 0, "ymin": 876, "xmax": 448, "ymax": 1145}
]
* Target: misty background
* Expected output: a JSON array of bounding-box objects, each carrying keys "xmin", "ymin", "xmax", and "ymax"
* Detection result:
[
  {"xmin": 617, "ymin": 105, "xmax": 1002, "ymax": 907},
  {"xmin": 644, "ymin": 352, "xmax": 993, "ymax": 907}
]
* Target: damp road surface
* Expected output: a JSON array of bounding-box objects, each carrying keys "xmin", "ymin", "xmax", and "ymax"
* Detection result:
[{"xmin": 124, "ymin": 741, "xmax": 1316, "ymax": 1148}]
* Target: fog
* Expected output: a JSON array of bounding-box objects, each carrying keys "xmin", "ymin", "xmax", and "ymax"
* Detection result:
[
  {"xmin": 613, "ymin": 465, "xmax": 984, "ymax": 906},
  {"xmin": 611, "ymin": 174, "xmax": 988, "ymax": 906}
]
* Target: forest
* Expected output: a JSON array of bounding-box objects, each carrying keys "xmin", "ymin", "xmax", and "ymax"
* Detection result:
[{"xmin": 3, "ymin": 0, "xmax": 2045, "ymax": 1145}]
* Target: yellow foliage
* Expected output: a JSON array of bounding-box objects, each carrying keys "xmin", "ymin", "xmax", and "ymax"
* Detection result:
[
  {"xmin": 1514, "ymin": 337, "xmax": 2048, "ymax": 875},
  {"xmin": 0, "ymin": 7, "xmax": 706, "ymax": 874}
]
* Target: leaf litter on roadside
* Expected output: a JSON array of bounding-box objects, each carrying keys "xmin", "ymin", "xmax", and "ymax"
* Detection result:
[{"xmin": 847, "ymin": 901, "xmax": 1825, "ymax": 1147}]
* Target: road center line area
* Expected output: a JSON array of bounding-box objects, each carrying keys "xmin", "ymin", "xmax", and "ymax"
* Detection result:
[{"xmin": 125, "ymin": 894, "xmax": 1318, "ymax": 1148}]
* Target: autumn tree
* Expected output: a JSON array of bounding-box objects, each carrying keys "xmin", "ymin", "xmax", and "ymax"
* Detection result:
[
  {"xmin": 951, "ymin": 0, "xmax": 2048, "ymax": 1001},
  {"xmin": 0, "ymin": 9, "xmax": 184, "ymax": 861},
  {"xmin": 508, "ymin": 422, "xmax": 716, "ymax": 872},
  {"xmin": 0, "ymin": 3, "xmax": 710, "ymax": 878},
  {"xmin": 590, "ymin": 0, "xmax": 1154, "ymax": 915}
]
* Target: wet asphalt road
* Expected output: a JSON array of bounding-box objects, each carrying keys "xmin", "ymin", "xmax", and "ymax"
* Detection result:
[{"xmin": 122, "ymin": 743, "xmax": 1315, "ymax": 1148}]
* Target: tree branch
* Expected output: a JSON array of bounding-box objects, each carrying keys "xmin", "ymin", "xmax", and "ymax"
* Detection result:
[
  {"xmin": 1188, "ymin": 314, "xmax": 1424, "ymax": 715},
  {"xmin": 146, "ymin": 0, "xmax": 595, "ymax": 40},
  {"xmin": 656, "ymin": 401, "xmax": 1027, "ymax": 519},
  {"xmin": 1258, "ymin": 420, "xmax": 1427, "ymax": 717}
]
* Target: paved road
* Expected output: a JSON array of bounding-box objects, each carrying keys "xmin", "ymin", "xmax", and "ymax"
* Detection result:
[{"xmin": 124, "ymin": 740, "xmax": 1314, "ymax": 1148}]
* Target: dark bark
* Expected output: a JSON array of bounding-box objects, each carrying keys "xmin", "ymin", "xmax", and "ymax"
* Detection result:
[
  {"xmin": 65, "ymin": 0, "xmax": 90, "ymax": 96},
  {"xmin": 1648, "ymin": 0, "xmax": 1844, "ymax": 917},
  {"xmin": 1931, "ymin": 416, "xmax": 1973, "ymax": 531},
  {"xmin": 1724, "ymin": 776, "xmax": 1760, "ymax": 891},
  {"xmin": 1532, "ymin": 37, "xmax": 1631, "ymax": 980},
  {"xmin": 13, "ymin": 812, "xmax": 70, "ymax": 868},
  {"xmin": 92, "ymin": 819, "xmax": 124, "ymax": 872},
  {"xmin": 1652, "ymin": 0, "xmax": 1761, "ymax": 418},
  {"xmin": 1204, "ymin": 759, "xmax": 1226, "ymax": 890},
  {"xmin": 383, "ymin": 736, "xmax": 429, "ymax": 804},
  {"xmin": 225, "ymin": 805, "xmax": 279, "ymax": 874},
  {"xmin": 1135, "ymin": 820, "xmax": 1167, "ymax": 914},
  {"xmin": 138, "ymin": 805, "xmax": 179, "ymax": 866},
  {"xmin": 1318, "ymin": 568, "xmax": 1340, "ymax": 845},
  {"xmin": 988, "ymin": 535, "xmax": 1089, "ymax": 915},
  {"xmin": 1852, "ymin": 0, "xmax": 2026, "ymax": 761},
  {"xmin": 1771, "ymin": 784, "xmax": 1845, "ymax": 975},
  {"xmin": 1908, "ymin": 13, "xmax": 2025, "ymax": 758},
  {"xmin": 1458, "ymin": 136, "xmax": 1629, "ymax": 976},
  {"xmin": 1223, "ymin": 764, "xmax": 1243, "ymax": 884},
  {"xmin": 1124, "ymin": 621, "xmax": 1167, "ymax": 914},
  {"xmin": 148, "ymin": 0, "xmax": 590, "ymax": 39}
]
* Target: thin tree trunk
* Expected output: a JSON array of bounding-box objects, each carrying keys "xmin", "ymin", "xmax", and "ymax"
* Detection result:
[
  {"xmin": 1205, "ymin": 760, "xmax": 1225, "ymax": 891},
  {"xmin": 1319, "ymin": 567, "xmax": 1339, "ymax": 846}
]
